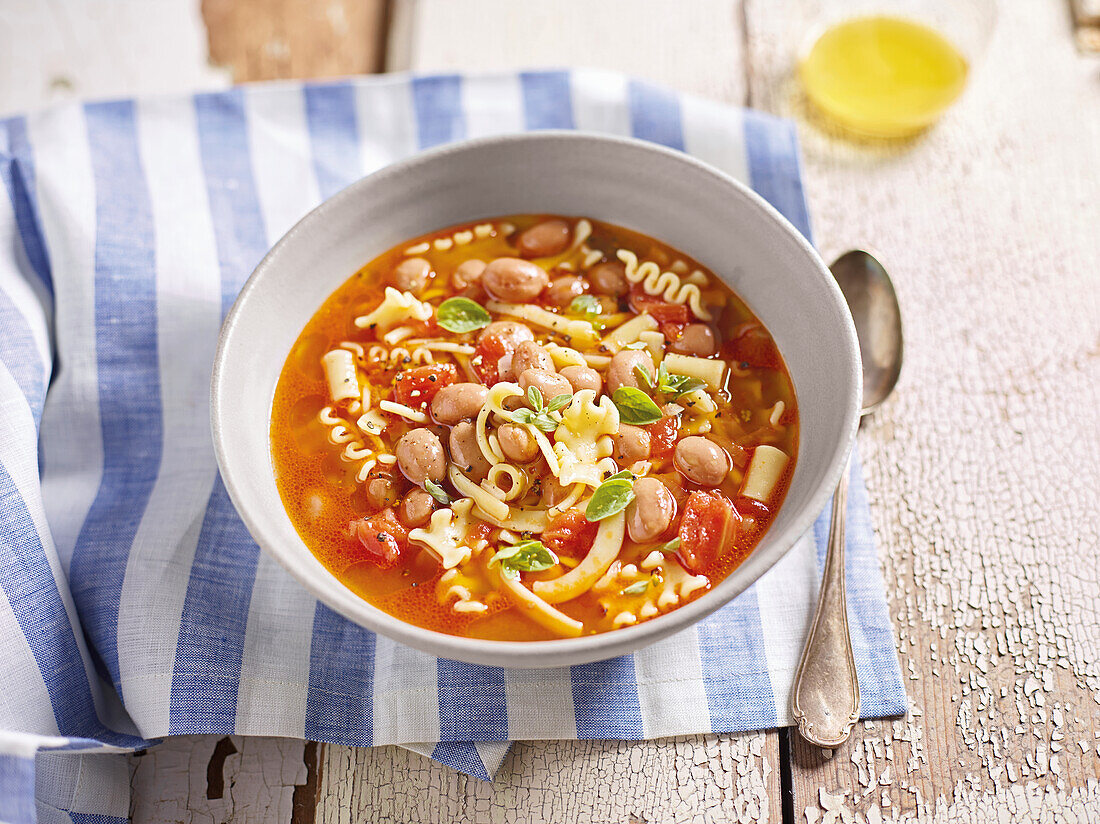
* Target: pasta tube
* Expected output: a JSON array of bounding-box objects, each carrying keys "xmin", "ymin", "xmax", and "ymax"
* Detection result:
[{"xmin": 739, "ymin": 445, "xmax": 790, "ymax": 503}]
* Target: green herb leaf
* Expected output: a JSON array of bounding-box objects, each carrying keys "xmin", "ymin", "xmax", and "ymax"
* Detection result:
[
  {"xmin": 612, "ymin": 387, "xmax": 663, "ymax": 425},
  {"xmin": 567, "ymin": 294, "xmax": 607, "ymax": 330},
  {"xmin": 526, "ymin": 385, "xmax": 544, "ymax": 412},
  {"xmin": 623, "ymin": 341, "xmax": 649, "ymax": 350},
  {"xmin": 654, "ymin": 537, "xmax": 681, "ymax": 554},
  {"xmin": 436, "ymin": 297, "xmax": 491, "ymax": 333},
  {"xmin": 633, "ymin": 364, "xmax": 656, "ymax": 391},
  {"xmin": 585, "ymin": 477, "xmax": 636, "ymax": 522},
  {"xmin": 604, "ymin": 469, "xmax": 632, "ymax": 483},
  {"xmin": 662, "ymin": 372, "xmax": 707, "ymax": 396},
  {"xmin": 508, "ymin": 388, "xmax": 569, "ymax": 432},
  {"xmin": 545, "ymin": 393, "xmax": 572, "ymax": 412},
  {"xmin": 568, "ymin": 294, "xmax": 602, "ymax": 315},
  {"xmin": 620, "ymin": 580, "xmax": 650, "ymax": 596},
  {"xmin": 423, "ymin": 479, "xmax": 452, "ymax": 506},
  {"xmin": 530, "ymin": 415, "xmax": 558, "ymax": 433},
  {"xmin": 510, "ymin": 408, "xmax": 535, "ymax": 425},
  {"xmin": 489, "ymin": 540, "xmax": 558, "ymax": 577}
]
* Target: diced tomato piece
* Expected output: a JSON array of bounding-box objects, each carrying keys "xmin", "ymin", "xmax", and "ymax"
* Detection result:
[
  {"xmin": 471, "ymin": 333, "xmax": 508, "ymax": 385},
  {"xmin": 469, "ymin": 522, "xmax": 494, "ymax": 545},
  {"xmin": 409, "ymin": 316, "xmax": 444, "ymax": 338},
  {"xmin": 645, "ymin": 415, "xmax": 680, "ymax": 460},
  {"xmin": 660, "ymin": 321, "xmax": 687, "ymax": 345},
  {"xmin": 393, "ymin": 363, "xmax": 456, "ymax": 409},
  {"xmin": 678, "ymin": 491, "xmax": 737, "ymax": 574},
  {"xmin": 628, "ymin": 284, "xmax": 691, "ymax": 324},
  {"xmin": 349, "ymin": 508, "xmax": 409, "ymax": 569},
  {"xmin": 542, "ymin": 510, "xmax": 600, "ymax": 559},
  {"xmin": 721, "ymin": 323, "xmax": 780, "ymax": 369}
]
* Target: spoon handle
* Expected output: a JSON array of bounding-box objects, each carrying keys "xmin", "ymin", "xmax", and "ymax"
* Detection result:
[{"xmin": 790, "ymin": 456, "xmax": 861, "ymax": 748}]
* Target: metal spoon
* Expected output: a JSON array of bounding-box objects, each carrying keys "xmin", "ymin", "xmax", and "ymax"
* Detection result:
[{"xmin": 790, "ymin": 250, "xmax": 903, "ymax": 748}]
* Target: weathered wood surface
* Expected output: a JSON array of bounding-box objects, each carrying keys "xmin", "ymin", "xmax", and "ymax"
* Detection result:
[
  {"xmin": 0, "ymin": 0, "xmax": 228, "ymax": 118},
  {"xmin": 9, "ymin": 0, "xmax": 1099, "ymax": 820},
  {"xmin": 743, "ymin": 0, "xmax": 1100, "ymax": 818},
  {"xmin": 377, "ymin": 0, "xmax": 1100, "ymax": 820},
  {"xmin": 318, "ymin": 735, "xmax": 780, "ymax": 824},
  {"xmin": 130, "ymin": 735, "xmax": 316, "ymax": 824},
  {"xmin": 201, "ymin": 0, "xmax": 388, "ymax": 82}
]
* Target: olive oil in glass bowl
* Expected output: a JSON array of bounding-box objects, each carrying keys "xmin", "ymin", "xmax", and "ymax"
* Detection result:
[{"xmin": 796, "ymin": 2, "xmax": 995, "ymax": 138}]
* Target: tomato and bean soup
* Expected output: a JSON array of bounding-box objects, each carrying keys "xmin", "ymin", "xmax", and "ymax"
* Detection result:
[{"xmin": 271, "ymin": 215, "xmax": 798, "ymax": 640}]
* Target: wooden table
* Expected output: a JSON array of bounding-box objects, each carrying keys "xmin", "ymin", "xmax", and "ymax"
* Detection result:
[{"xmin": 7, "ymin": 1, "xmax": 1099, "ymax": 820}]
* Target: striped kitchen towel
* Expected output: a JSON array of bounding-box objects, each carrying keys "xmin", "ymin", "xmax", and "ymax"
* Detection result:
[{"xmin": 0, "ymin": 69, "xmax": 906, "ymax": 823}]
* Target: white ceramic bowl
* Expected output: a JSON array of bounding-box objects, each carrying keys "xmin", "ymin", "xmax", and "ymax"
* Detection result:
[{"xmin": 212, "ymin": 131, "xmax": 860, "ymax": 668}]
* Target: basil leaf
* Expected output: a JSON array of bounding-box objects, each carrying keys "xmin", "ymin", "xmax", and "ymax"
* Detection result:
[
  {"xmin": 490, "ymin": 540, "xmax": 558, "ymax": 575},
  {"xmin": 585, "ymin": 478, "xmax": 635, "ymax": 522},
  {"xmin": 604, "ymin": 469, "xmax": 632, "ymax": 483},
  {"xmin": 661, "ymin": 371, "xmax": 707, "ymax": 397},
  {"xmin": 567, "ymin": 294, "xmax": 608, "ymax": 330},
  {"xmin": 568, "ymin": 295, "xmax": 602, "ymax": 317},
  {"xmin": 436, "ymin": 297, "xmax": 491, "ymax": 333},
  {"xmin": 423, "ymin": 479, "xmax": 451, "ymax": 505},
  {"xmin": 620, "ymin": 580, "xmax": 650, "ymax": 596},
  {"xmin": 526, "ymin": 385, "xmax": 544, "ymax": 411},
  {"xmin": 633, "ymin": 364, "xmax": 655, "ymax": 391},
  {"xmin": 531, "ymin": 415, "xmax": 558, "ymax": 433},
  {"xmin": 612, "ymin": 387, "xmax": 663, "ymax": 425},
  {"xmin": 546, "ymin": 393, "xmax": 572, "ymax": 412},
  {"xmin": 673, "ymin": 376, "xmax": 707, "ymax": 396},
  {"xmin": 655, "ymin": 537, "xmax": 681, "ymax": 554}
]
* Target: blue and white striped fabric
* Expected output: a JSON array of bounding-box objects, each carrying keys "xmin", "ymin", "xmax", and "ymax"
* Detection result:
[{"xmin": 0, "ymin": 69, "xmax": 906, "ymax": 822}]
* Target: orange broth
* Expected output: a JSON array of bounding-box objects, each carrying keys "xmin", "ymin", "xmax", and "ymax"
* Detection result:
[{"xmin": 270, "ymin": 215, "xmax": 798, "ymax": 640}]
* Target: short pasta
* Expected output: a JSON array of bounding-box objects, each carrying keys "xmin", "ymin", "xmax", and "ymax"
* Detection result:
[{"xmin": 270, "ymin": 214, "xmax": 798, "ymax": 640}]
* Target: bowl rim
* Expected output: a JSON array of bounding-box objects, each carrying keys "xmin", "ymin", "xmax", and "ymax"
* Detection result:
[{"xmin": 211, "ymin": 129, "xmax": 861, "ymax": 667}]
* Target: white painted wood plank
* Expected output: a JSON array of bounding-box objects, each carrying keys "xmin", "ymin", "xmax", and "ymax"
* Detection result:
[
  {"xmin": 318, "ymin": 735, "xmax": 778, "ymax": 824},
  {"xmin": 130, "ymin": 736, "xmax": 310, "ymax": 824},
  {"xmin": 0, "ymin": 0, "xmax": 228, "ymax": 118},
  {"xmin": 389, "ymin": 0, "xmax": 748, "ymax": 104}
]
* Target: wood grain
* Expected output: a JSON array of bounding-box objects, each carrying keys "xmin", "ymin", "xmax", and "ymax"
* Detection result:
[
  {"xmin": 318, "ymin": 735, "xmax": 782, "ymax": 824},
  {"xmin": 130, "ymin": 736, "xmax": 310, "ymax": 823},
  {"xmin": 201, "ymin": 0, "xmax": 389, "ymax": 82},
  {"xmin": 48, "ymin": 0, "xmax": 1090, "ymax": 818},
  {"xmin": 388, "ymin": 0, "xmax": 748, "ymax": 103},
  {"xmin": 0, "ymin": 0, "xmax": 229, "ymax": 118},
  {"xmin": 742, "ymin": 0, "xmax": 1100, "ymax": 818}
]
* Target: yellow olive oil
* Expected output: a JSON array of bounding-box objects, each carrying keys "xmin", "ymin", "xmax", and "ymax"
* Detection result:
[{"xmin": 799, "ymin": 15, "xmax": 969, "ymax": 137}]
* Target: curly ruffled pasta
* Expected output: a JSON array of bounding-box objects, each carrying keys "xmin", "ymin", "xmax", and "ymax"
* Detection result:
[
  {"xmin": 317, "ymin": 405, "xmax": 393, "ymax": 482},
  {"xmin": 366, "ymin": 344, "xmax": 435, "ymax": 368},
  {"xmin": 616, "ymin": 249, "xmax": 713, "ymax": 321}
]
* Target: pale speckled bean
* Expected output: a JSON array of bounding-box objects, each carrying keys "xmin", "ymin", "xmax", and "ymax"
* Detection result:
[
  {"xmin": 516, "ymin": 219, "xmax": 572, "ymax": 258},
  {"xmin": 673, "ymin": 436, "xmax": 730, "ymax": 487},
  {"xmin": 448, "ymin": 421, "xmax": 491, "ymax": 479},
  {"xmin": 393, "ymin": 257, "xmax": 432, "ymax": 293},
  {"xmin": 398, "ymin": 489, "xmax": 434, "ymax": 528},
  {"xmin": 626, "ymin": 477, "xmax": 676, "ymax": 542},
  {"xmin": 430, "ymin": 383, "xmax": 489, "ymax": 425},
  {"xmin": 396, "ymin": 428, "xmax": 446, "ymax": 485},
  {"xmin": 482, "ymin": 257, "xmax": 549, "ymax": 302}
]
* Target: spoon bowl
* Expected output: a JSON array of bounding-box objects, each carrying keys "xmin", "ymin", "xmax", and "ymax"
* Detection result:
[{"xmin": 830, "ymin": 250, "xmax": 904, "ymax": 413}]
